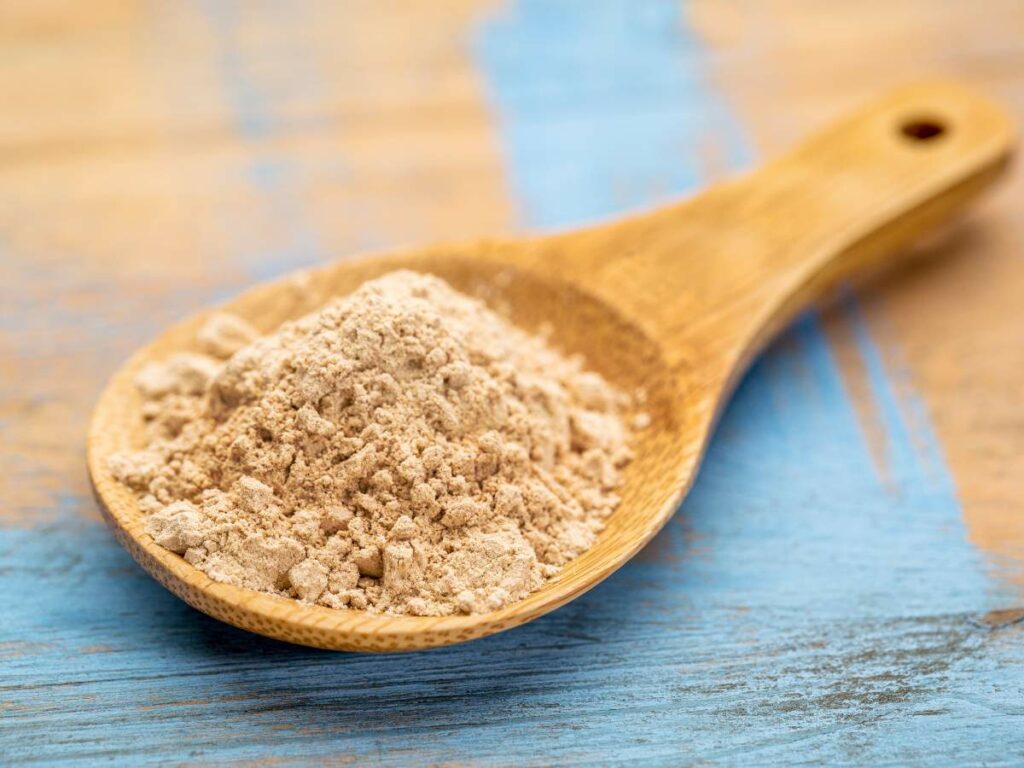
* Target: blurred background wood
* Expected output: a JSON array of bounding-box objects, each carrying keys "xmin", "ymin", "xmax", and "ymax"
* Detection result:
[{"xmin": 2, "ymin": 1, "xmax": 1024, "ymax": 764}]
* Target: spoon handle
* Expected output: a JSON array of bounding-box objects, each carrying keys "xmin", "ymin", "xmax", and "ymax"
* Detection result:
[{"xmin": 542, "ymin": 81, "xmax": 1015, "ymax": 376}]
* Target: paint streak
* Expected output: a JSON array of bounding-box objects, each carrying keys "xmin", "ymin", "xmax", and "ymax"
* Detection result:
[
  {"xmin": 476, "ymin": 0, "xmax": 751, "ymax": 228},
  {"xmin": 197, "ymin": 0, "xmax": 327, "ymax": 279},
  {"xmin": 193, "ymin": 1, "xmax": 512, "ymax": 268},
  {"xmin": 302, "ymin": 1, "xmax": 513, "ymax": 251},
  {"xmin": 824, "ymin": 312, "xmax": 894, "ymax": 489},
  {"xmin": 842, "ymin": 297, "xmax": 960, "ymax": 507}
]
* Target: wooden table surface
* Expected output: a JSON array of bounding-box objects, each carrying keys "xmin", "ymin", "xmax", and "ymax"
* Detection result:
[{"xmin": 3, "ymin": 1, "xmax": 1024, "ymax": 764}]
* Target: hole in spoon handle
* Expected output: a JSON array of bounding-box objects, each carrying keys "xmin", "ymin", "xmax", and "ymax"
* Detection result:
[
  {"xmin": 733, "ymin": 81, "xmax": 1016, "ymax": 354},
  {"xmin": 570, "ymin": 81, "xmax": 1016, "ymax": 373},
  {"xmin": 900, "ymin": 116, "xmax": 947, "ymax": 142}
]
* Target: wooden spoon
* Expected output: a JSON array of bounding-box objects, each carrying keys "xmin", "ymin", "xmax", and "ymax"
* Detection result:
[{"xmin": 88, "ymin": 82, "xmax": 1014, "ymax": 652}]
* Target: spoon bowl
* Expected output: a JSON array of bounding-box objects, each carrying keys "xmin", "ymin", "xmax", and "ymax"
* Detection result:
[{"xmin": 88, "ymin": 82, "xmax": 1014, "ymax": 651}]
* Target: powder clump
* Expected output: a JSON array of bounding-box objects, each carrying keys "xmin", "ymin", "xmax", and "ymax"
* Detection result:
[{"xmin": 110, "ymin": 271, "xmax": 638, "ymax": 615}]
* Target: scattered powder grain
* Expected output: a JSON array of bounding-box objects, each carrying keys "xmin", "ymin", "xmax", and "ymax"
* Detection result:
[{"xmin": 110, "ymin": 271, "xmax": 638, "ymax": 615}]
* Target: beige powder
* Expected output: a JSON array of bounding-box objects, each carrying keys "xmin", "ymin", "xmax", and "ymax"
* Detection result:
[{"xmin": 110, "ymin": 271, "xmax": 638, "ymax": 615}]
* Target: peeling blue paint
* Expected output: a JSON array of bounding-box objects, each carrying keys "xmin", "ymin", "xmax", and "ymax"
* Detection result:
[
  {"xmin": 842, "ymin": 295, "xmax": 964, "ymax": 505},
  {"xmin": 476, "ymin": 0, "xmax": 752, "ymax": 228},
  {"xmin": 2, "ymin": 1, "xmax": 1021, "ymax": 764},
  {"xmin": 2, "ymin": 513, "xmax": 1022, "ymax": 765}
]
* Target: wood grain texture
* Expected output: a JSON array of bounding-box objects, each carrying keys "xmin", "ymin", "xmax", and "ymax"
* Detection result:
[{"xmin": 4, "ymin": 0, "xmax": 1024, "ymax": 763}]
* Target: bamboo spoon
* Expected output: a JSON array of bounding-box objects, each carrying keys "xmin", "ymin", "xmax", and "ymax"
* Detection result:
[{"xmin": 88, "ymin": 82, "xmax": 1014, "ymax": 652}]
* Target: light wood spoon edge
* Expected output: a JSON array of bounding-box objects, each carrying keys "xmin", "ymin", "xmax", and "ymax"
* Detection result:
[{"xmin": 88, "ymin": 81, "xmax": 1015, "ymax": 652}]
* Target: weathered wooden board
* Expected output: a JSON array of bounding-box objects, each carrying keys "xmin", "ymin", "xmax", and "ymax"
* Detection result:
[{"xmin": 3, "ymin": 0, "xmax": 1024, "ymax": 764}]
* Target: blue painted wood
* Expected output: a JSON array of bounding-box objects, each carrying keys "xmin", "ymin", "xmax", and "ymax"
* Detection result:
[
  {"xmin": 3, "ymin": 1, "xmax": 1023, "ymax": 765},
  {"xmin": 198, "ymin": 0, "xmax": 330, "ymax": 281}
]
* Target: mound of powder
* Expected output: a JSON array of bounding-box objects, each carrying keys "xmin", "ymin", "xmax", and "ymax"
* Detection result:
[{"xmin": 110, "ymin": 271, "xmax": 638, "ymax": 615}]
